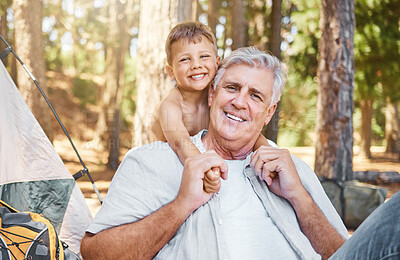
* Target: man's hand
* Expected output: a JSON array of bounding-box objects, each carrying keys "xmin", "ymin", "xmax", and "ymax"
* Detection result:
[
  {"xmin": 176, "ymin": 151, "xmax": 228, "ymax": 213},
  {"xmin": 250, "ymin": 145, "xmax": 305, "ymax": 201}
]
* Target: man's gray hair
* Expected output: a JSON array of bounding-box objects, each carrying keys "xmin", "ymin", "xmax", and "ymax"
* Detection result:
[{"xmin": 212, "ymin": 46, "xmax": 287, "ymax": 108}]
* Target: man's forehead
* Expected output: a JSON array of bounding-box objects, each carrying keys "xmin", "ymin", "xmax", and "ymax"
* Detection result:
[{"xmin": 219, "ymin": 64, "xmax": 273, "ymax": 91}]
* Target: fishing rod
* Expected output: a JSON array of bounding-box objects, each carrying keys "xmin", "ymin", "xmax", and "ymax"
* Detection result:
[{"xmin": 0, "ymin": 34, "xmax": 103, "ymax": 204}]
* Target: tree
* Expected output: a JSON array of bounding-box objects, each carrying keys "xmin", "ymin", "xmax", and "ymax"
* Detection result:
[
  {"xmin": 277, "ymin": 0, "xmax": 320, "ymax": 147},
  {"xmin": 134, "ymin": 0, "xmax": 196, "ymax": 145},
  {"xmin": 13, "ymin": 0, "xmax": 53, "ymax": 141},
  {"xmin": 315, "ymin": 0, "xmax": 355, "ymax": 181},
  {"xmin": 95, "ymin": 0, "xmax": 136, "ymax": 169},
  {"xmin": 0, "ymin": 0, "xmax": 12, "ymax": 67},
  {"xmin": 207, "ymin": 0, "xmax": 218, "ymax": 35},
  {"xmin": 231, "ymin": 0, "xmax": 247, "ymax": 50},
  {"xmin": 353, "ymin": 0, "xmax": 400, "ymax": 159},
  {"xmin": 262, "ymin": 0, "xmax": 282, "ymax": 143},
  {"xmin": 385, "ymin": 100, "xmax": 399, "ymax": 156}
]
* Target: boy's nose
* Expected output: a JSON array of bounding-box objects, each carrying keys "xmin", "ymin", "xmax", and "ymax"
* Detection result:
[{"xmin": 191, "ymin": 59, "xmax": 202, "ymax": 69}]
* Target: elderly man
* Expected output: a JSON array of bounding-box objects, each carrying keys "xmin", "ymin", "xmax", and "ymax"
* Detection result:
[{"xmin": 81, "ymin": 47, "xmax": 349, "ymax": 259}]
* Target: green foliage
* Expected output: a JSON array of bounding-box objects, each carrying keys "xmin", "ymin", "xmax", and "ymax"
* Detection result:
[
  {"xmin": 354, "ymin": 0, "xmax": 400, "ymax": 102},
  {"xmin": 278, "ymin": 74, "xmax": 318, "ymax": 146},
  {"xmin": 277, "ymin": 0, "xmax": 320, "ymax": 146},
  {"xmin": 42, "ymin": 0, "xmax": 110, "ymax": 75},
  {"xmin": 120, "ymin": 54, "xmax": 137, "ymax": 130},
  {"xmin": 72, "ymin": 77, "xmax": 98, "ymax": 106},
  {"xmin": 0, "ymin": 0, "xmax": 12, "ymax": 16}
]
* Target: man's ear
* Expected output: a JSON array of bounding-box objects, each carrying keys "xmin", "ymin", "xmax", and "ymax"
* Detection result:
[
  {"xmin": 165, "ymin": 64, "xmax": 175, "ymax": 80},
  {"xmin": 264, "ymin": 104, "xmax": 277, "ymax": 125}
]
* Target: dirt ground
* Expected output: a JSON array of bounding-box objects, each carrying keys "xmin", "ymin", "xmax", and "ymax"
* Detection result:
[{"xmin": 54, "ymin": 138, "xmax": 400, "ymax": 218}]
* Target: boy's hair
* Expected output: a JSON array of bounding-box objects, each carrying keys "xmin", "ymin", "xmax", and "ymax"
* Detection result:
[
  {"xmin": 165, "ymin": 21, "xmax": 217, "ymax": 65},
  {"xmin": 213, "ymin": 46, "xmax": 287, "ymax": 108}
]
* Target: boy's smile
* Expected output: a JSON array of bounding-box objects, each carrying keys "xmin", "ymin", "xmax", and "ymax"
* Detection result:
[{"xmin": 166, "ymin": 37, "xmax": 220, "ymax": 92}]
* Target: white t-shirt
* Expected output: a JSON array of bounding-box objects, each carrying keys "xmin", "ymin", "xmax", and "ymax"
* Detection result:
[{"xmin": 219, "ymin": 159, "xmax": 298, "ymax": 260}]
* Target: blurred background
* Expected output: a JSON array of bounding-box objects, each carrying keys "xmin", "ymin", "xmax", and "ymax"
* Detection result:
[{"xmin": 1, "ymin": 0, "xmax": 399, "ymax": 205}]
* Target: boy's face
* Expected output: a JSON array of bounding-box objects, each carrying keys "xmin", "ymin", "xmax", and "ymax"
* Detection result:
[{"xmin": 166, "ymin": 37, "xmax": 220, "ymax": 92}]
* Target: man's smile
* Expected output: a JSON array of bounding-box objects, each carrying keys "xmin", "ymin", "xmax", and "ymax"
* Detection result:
[{"xmin": 224, "ymin": 111, "xmax": 246, "ymax": 122}]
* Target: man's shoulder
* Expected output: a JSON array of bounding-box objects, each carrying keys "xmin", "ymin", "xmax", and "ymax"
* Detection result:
[
  {"xmin": 124, "ymin": 130, "xmax": 205, "ymax": 164},
  {"xmin": 126, "ymin": 141, "xmax": 176, "ymax": 159}
]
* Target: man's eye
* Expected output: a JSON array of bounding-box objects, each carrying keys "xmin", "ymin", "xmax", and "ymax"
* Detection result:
[
  {"xmin": 225, "ymin": 85, "xmax": 237, "ymax": 91},
  {"xmin": 251, "ymin": 94, "xmax": 262, "ymax": 101}
]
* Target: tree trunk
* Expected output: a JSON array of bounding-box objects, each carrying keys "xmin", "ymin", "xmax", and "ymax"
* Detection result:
[
  {"xmin": 13, "ymin": 0, "xmax": 53, "ymax": 141},
  {"xmin": 11, "ymin": 29, "xmax": 17, "ymax": 82},
  {"xmin": 270, "ymin": 0, "xmax": 282, "ymax": 59},
  {"xmin": 262, "ymin": 0, "xmax": 282, "ymax": 143},
  {"xmin": 315, "ymin": 0, "xmax": 355, "ymax": 181},
  {"xmin": 231, "ymin": 0, "xmax": 247, "ymax": 50},
  {"xmin": 95, "ymin": 0, "xmax": 131, "ymax": 169},
  {"xmin": 385, "ymin": 99, "xmax": 400, "ymax": 156},
  {"xmin": 192, "ymin": 0, "xmax": 201, "ymax": 21},
  {"xmin": 1, "ymin": 11, "xmax": 8, "ymax": 67},
  {"xmin": 134, "ymin": 0, "xmax": 193, "ymax": 145},
  {"xmin": 359, "ymin": 99, "xmax": 373, "ymax": 159},
  {"xmin": 207, "ymin": 0, "xmax": 218, "ymax": 35}
]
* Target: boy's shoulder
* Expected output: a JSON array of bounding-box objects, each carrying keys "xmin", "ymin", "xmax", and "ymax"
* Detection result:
[{"xmin": 158, "ymin": 88, "xmax": 182, "ymax": 110}]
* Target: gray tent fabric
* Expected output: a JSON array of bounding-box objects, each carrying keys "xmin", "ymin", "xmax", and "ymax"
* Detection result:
[
  {"xmin": 0, "ymin": 60, "xmax": 92, "ymax": 255},
  {"xmin": 0, "ymin": 179, "xmax": 75, "ymax": 232}
]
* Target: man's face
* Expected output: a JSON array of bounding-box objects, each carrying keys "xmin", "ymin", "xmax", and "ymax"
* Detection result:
[
  {"xmin": 166, "ymin": 37, "xmax": 220, "ymax": 92},
  {"xmin": 208, "ymin": 64, "xmax": 276, "ymax": 145}
]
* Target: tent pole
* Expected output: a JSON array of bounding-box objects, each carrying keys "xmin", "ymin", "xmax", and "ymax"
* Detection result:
[{"xmin": 0, "ymin": 34, "xmax": 103, "ymax": 204}]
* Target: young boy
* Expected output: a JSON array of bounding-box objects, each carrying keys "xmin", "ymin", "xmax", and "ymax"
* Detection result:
[{"xmin": 150, "ymin": 22, "xmax": 271, "ymax": 193}]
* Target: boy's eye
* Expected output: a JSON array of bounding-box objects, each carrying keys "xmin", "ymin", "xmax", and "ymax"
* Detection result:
[
  {"xmin": 179, "ymin": 58, "xmax": 189, "ymax": 62},
  {"xmin": 200, "ymin": 54, "xmax": 210, "ymax": 59}
]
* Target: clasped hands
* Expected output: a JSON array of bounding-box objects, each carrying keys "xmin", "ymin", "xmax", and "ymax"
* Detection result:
[{"xmin": 175, "ymin": 146, "xmax": 306, "ymax": 213}]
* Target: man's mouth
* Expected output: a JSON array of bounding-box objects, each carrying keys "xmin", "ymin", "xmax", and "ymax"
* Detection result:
[
  {"xmin": 225, "ymin": 112, "xmax": 245, "ymax": 122},
  {"xmin": 190, "ymin": 74, "xmax": 205, "ymax": 80}
]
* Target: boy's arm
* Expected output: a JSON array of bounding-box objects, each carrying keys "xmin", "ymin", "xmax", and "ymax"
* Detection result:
[
  {"xmin": 159, "ymin": 100, "xmax": 201, "ymax": 163},
  {"xmin": 159, "ymin": 100, "xmax": 221, "ymax": 193},
  {"xmin": 254, "ymin": 133, "xmax": 271, "ymax": 151}
]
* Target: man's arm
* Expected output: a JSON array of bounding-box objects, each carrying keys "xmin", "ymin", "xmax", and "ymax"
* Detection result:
[
  {"xmin": 81, "ymin": 199, "xmax": 190, "ymax": 260},
  {"xmin": 250, "ymin": 146, "xmax": 345, "ymax": 259},
  {"xmin": 288, "ymin": 189, "xmax": 345, "ymax": 259},
  {"xmin": 80, "ymin": 151, "xmax": 228, "ymax": 260}
]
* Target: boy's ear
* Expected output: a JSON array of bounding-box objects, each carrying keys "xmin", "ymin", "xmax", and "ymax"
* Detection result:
[
  {"xmin": 165, "ymin": 65, "xmax": 175, "ymax": 80},
  {"xmin": 263, "ymin": 104, "xmax": 277, "ymax": 126},
  {"xmin": 216, "ymin": 56, "xmax": 221, "ymax": 67}
]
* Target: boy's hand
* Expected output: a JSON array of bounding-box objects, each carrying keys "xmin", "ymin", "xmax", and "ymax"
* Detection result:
[{"xmin": 203, "ymin": 167, "xmax": 222, "ymax": 193}]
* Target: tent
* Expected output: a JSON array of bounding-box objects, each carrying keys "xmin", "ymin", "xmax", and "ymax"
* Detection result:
[{"xmin": 0, "ymin": 59, "xmax": 92, "ymax": 255}]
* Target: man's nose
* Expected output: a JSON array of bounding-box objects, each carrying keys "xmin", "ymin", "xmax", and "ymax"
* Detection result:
[{"xmin": 232, "ymin": 91, "xmax": 247, "ymax": 109}]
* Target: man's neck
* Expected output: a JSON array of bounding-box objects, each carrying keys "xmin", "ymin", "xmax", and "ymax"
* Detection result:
[{"xmin": 201, "ymin": 130, "xmax": 254, "ymax": 160}]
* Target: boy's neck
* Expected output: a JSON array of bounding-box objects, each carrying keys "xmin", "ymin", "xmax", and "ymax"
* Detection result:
[{"xmin": 177, "ymin": 86, "xmax": 209, "ymax": 106}]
